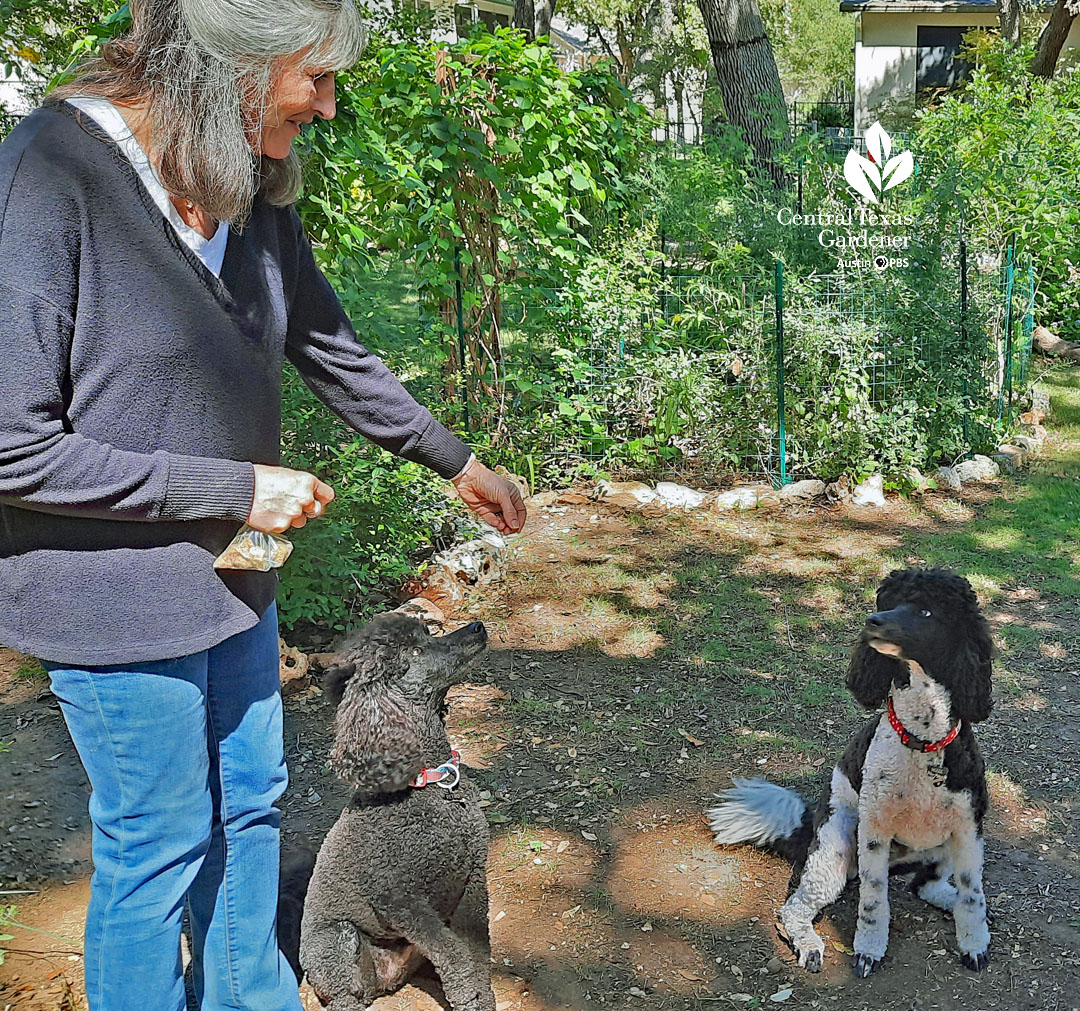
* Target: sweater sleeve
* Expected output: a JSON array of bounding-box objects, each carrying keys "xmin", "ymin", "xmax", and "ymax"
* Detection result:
[
  {"xmin": 0, "ymin": 279, "xmax": 255, "ymax": 523},
  {"xmin": 283, "ymin": 214, "xmax": 472, "ymax": 480}
]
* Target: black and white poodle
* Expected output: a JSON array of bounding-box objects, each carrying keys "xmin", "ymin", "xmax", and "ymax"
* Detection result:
[
  {"xmin": 707, "ymin": 568, "xmax": 995, "ymax": 978},
  {"xmin": 296, "ymin": 612, "xmax": 494, "ymax": 1011}
]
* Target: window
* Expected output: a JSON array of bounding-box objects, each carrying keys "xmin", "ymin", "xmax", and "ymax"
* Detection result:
[{"xmin": 916, "ymin": 25, "xmax": 974, "ymax": 93}]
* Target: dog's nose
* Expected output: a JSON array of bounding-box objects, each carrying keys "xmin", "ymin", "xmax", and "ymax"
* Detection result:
[
  {"xmin": 866, "ymin": 612, "xmax": 886, "ymax": 627},
  {"xmin": 466, "ymin": 621, "xmax": 485, "ymax": 635}
]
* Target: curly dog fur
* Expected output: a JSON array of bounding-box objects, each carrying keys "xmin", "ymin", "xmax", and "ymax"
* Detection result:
[
  {"xmin": 706, "ymin": 568, "xmax": 995, "ymax": 978},
  {"xmin": 293, "ymin": 612, "xmax": 494, "ymax": 1011}
]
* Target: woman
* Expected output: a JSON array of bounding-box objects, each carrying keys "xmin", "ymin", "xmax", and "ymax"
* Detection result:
[{"xmin": 0, "ymin": 1, "xmax": 525, "ymax": 1007}]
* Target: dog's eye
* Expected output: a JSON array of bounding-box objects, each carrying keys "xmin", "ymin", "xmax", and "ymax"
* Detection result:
[
  {"xmin": 920, "ymin": 608, "xmax": 932, "ymax": 618},
  {"xmin": 412, "ymin": 647, "xmax": 423, "ymax": 656}
]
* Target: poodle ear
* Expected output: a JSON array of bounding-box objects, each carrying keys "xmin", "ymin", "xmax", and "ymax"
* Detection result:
[
  {"xmin": 949, "ymin": 613, "xmax": 995, "ymax": 723},
  {"xmin": 846, "ymin": 639, "xmax": 902, "ymax": 709},
  {"xmin": 324, "ymin": 662, "xmax": 356, "ymax": 707},
  {"xmin": 328, "ymin": 682, "xmax": 425, "ymax": 791}
]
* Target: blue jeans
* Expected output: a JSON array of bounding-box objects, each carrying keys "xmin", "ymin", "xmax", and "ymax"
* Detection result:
[{"xmin": 44, "ymin": 603, "xmax": 302, "ymax": 1011}]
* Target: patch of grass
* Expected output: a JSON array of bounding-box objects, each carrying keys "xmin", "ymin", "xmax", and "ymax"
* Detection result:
[
  {"xmin": 905, "ymin": 367, "xmax": 1080, "ymax": 596},
  {"xmin": 12, "ymin": 658, "xmax": 46, "ymax": 682}
]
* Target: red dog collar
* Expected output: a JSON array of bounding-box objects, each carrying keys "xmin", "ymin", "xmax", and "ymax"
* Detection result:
[
  {"xmin": 887, "ymin": 698, "xmax": 960, "ymax": 753},
  {"xmin": 412, "ymin": 750, "xmax": 461, "ymax": 790}
]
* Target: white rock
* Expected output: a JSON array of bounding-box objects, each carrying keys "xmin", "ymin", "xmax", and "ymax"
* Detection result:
[
  {"xmin": 954, "ymin": 455, "xmax": 1000, "ymax": 483},
  {"xmin": 905, "ymin": 466, "xmax": 929, "ymax": 492},
  {"xmin": 852, "ymin": 474, "xmax": 886, "ymax": 507},
  {"xmin": 935, "ymin": 466, "xmax": 962, "ymax": 491},
  {"xmin": 654, "ymin": 482, "xmax": 707, "ymax": 509},
  {"xmin": 825, "ymin": 476, "xmax": 851, "ymax": 503},
  {"xmin": 394, "ymin": 597, "xmax": 446, "ymax": 631},
  {"xmin": 431, "ymin": 531, "xmax": 508, "ymax": 585},
  {"xmin": 1029, "ymin": 389, "xmax": 1051, "ymax": 414},
  {"xmin": 778, "ymin": 479, "xmax": 825, "ymax": 501},
  {"xmin": 595, "ymin": 480, "xmax": 657, "ymax": 508},
  {"xmin": 713, "ymin": 487, "xmax": 759, "ymax": 510}
]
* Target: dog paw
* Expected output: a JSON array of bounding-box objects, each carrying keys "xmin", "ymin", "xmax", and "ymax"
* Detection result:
[
  {"xmin": 804, "ymin": 950, "xmax": 823, "ymax": 973},
  {"xmin": 960, "ymin": 949, "xmax": 990, "ymax": 972},
  {"xmin": 852, "ymin": 953, "xmax": 880, "ymax": 978}
]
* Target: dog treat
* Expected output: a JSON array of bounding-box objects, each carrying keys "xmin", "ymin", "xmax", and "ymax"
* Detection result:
[{"xmin": 214, "ymin": 525, "xmax": 293, "ymax": 571}]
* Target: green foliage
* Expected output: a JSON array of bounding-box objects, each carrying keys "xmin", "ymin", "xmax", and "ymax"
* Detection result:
[
  {"xmin": 298, "ymin": 29, "xmax": 645, "ymax": 293},
  {"xmin": 277, "ymin": 364, "xmax": 462, "ymax": 632},
  {"xmin": 296, "ymin": 27, "xmax": 647, "ymax": 432},
  {"xmin": 760, "ymin": 0, "xmax": 855, "ymax": 100},
  {"xmin": 915, "ymin": 34, "xmax": 1080, "ymax": 338},
  {"xmin": 0, "ymin": 0, "xmax": 126, "ymax": 114}
]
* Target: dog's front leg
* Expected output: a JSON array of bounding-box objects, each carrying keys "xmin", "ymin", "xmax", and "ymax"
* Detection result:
[
  {"xmin": 301, "ymin": 919, "xmax": 371, "ymax": 1011},
  {"xmin": 852, "ymin": 823, "xmax": 891, "ymax": 978},
  {"xmin": 948, "ymin": 827, "xmax": 990, "ymax": 971},
  {"xmin": 450, "ymin": 869, "xmax": 495, "ymax": 1011},
  {"xmin": 779, "ymin": 803, "xmax": 857, "ymax": 972},
  {"xmin": 392, "ymin": 901, "xmax": 493, "ymax": 1011}
]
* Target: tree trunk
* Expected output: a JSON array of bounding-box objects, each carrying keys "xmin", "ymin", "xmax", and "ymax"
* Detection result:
[
  {"xmin": 514, "ymin": 0, "xmax": 535, "ymax": 41},
  {"xmin": 615, "ymin": 21, "xmax": 635, "ymax": 86},
  {"xmin": 534, "ymin": 0, "xmax": 555, "ymax": 40},
  {"xmin": 1033, "ymin": 325, "xmax": 1080, "ymax": 361},
  {"xmin": 695, "ymin": 0, "xmax": 790, "ymax": 186},
  {"xmin": 999, "ymin": 0, "xmax": 1023, "ymax": 45},
  {"xmin": 1030, "ymin": 0, "xmax": 1080, "ymax": 77}
]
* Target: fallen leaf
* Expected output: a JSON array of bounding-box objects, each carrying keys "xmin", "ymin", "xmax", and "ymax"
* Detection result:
[
  {"xmin": 581, "ymin": 830, "xmax": 597, "ymax": 841},
  {"xmin": 831, "ymin": 940, "xmax": 855, "ymax": 955},
  {"xmin": 677, "ymin": 729, "xmax": 705, "ymax": 747},
  {"xmin": 493, "ymin": 910, "xmax": 506, "ymax": 922},
  {"xmin": 677, "ymin": 969, "xmax": 705, "ymax": 981},
  {"xmin": 770, "ymin": 988, "xmax": 793, "ymax": 1002},
  {"xmin": 557, "ymin": 840, "xmax": 570, "ymax": 854}
]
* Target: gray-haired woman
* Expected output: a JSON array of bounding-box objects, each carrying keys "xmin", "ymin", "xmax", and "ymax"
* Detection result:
[{"xmin": 0, "ymin": 1, "xmax": 524, "ymax": 1007}]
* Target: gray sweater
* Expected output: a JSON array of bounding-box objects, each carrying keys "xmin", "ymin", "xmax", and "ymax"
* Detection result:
[{"xmin": 0, "ymin": 102, "xmax": 472, "ymax": 665}]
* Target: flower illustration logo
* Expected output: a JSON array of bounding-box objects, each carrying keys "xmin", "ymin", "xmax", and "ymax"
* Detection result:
[{"xmin": 843, "ymin": 122, "xmax": 914, "ymax": 204}]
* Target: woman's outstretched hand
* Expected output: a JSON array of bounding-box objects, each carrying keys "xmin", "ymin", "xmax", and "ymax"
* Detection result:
[
  {"xmin": 451, "ymin": 457, "xmax": 527, "ymax": 534},
  {"xmin": 248, "ymin": 464, "xmax": 335, "ymax": 534}
]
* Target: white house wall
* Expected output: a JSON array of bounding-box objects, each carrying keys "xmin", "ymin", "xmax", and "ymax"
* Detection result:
[{"xmin": 855, "ymin": 10, "xmax": 1080, "ymax": 133}]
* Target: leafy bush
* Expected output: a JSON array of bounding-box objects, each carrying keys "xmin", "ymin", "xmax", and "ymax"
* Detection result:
[
  {"xmin": 915, "ymin": 36, "xmax": 1080, "ymax": 339},
  {"xmin": 277, "ymin": 364, "xmax": 463, "ymax": 633}
]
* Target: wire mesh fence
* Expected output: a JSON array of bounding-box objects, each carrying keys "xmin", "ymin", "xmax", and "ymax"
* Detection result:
[{"xmin": 364, "ymin": 240, "xmax": 1034, "ymax": 489}]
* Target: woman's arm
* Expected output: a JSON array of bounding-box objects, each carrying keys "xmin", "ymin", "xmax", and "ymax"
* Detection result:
[
  {"xmin": 282, "ymin": 216, "xmax": 473, "ymax": 480},
  {"xmin": 0, "ymin": 279, "xmax": 255, "ymax": 522},
  {"xmin": 283, "ymin": 217, "xmax": 525, "ymax": 532}
]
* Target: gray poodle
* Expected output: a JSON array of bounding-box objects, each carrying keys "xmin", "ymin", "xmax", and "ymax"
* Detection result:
[{"xmin": 298, "ymin": 612, "xmax": 495, "ymax": 1011}]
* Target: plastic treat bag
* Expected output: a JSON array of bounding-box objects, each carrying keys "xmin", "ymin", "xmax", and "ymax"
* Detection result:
[{"xmin": 213, "ymin": 524, "xmax": 294, "ymax": 571}]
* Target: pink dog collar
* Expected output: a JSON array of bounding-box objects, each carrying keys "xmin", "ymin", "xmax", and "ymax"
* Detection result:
[{"xmin": 412, "ymin": 750, "xmax": 461, "ymax": 790}]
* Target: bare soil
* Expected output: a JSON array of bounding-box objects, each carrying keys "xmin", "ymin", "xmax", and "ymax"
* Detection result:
[{"xmin": 3, "ymin": 398, "xmax": 1079, "ymax": 1010}]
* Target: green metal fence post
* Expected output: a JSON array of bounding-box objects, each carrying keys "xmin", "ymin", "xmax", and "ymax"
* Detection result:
[{"xmin": 775, "ymin": 259, "xmax": 787, "ymax": 488}]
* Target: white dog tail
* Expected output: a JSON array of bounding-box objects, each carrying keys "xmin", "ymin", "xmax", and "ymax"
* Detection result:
[{"xmin": 707, "ymin": 778, "xmax": 814, "ymax": 865}]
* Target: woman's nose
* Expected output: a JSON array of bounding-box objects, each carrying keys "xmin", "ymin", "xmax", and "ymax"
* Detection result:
[{"xmin": 312, "ymin": 74, "xmax": 336, "ymax": 121}]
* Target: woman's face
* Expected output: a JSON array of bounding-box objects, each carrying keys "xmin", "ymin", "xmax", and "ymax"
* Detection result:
[{"xmin": 260, "ymin": 51, "xmax": 337, "ymax": 159}]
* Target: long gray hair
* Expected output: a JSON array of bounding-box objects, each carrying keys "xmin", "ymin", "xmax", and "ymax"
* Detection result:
[{"xmin": 51, "ymin": 0, "xmax": 364, "ymax": 223}]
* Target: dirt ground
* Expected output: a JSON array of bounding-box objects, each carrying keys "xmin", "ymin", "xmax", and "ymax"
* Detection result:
[{"xmin": 3, "ymin": 371, "xmax": 1079, "ymax": 1011}]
